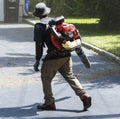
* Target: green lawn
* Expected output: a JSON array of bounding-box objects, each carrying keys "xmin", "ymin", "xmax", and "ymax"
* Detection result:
[
  {"xmin": 83, "ymin": 35, "xmax": 120, "ymax": 57},
  {"xmin": 65, "ymin": 18, "xmax": 99, "ymax": 24}
]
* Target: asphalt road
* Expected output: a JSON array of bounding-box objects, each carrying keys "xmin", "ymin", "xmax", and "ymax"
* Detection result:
[{"xmin": 0, "ymin": 24, "xmax": 120, "ymax": 119}]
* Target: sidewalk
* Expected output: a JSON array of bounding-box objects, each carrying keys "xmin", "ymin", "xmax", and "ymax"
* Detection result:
[{"xmin": 0, "ymin": 23, "xmax": 120, "ymax": 119}]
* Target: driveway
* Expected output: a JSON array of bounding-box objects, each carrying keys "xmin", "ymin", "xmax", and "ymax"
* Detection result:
[{"xmin": 0, "ymin": 24, "xmax": 120, "ymax": 119}]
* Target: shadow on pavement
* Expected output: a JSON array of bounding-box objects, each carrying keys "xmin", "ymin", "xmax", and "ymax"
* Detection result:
[
  {"xmin": 72, "ymin": 53, "xmax": 120, "ymax": 82},
  {"xmin": 87, "ymin": 75, "xmax": 120, "ymax": 90},
  {"xmin": 0, "ymin": 97, "xmax": 82, "ymax": 118},
  {"xmin": 0, "ymin": 103, "xmax": 38, "ymax": 118},
  {"xmin": 0, "ymin": 27, "xmax": 33, "ymax": 42},
  {"xmin": 0, "ymin": 103, "xmax": 120, "ymax": 119},
  {"xmin": 0, "ymin": 53, "xmax": 34, "ymax": 67}
]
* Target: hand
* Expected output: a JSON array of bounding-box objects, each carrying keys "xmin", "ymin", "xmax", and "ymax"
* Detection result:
[{"xmin": 34, "ymin": 60, "xmax": 39, "ymax": 71}]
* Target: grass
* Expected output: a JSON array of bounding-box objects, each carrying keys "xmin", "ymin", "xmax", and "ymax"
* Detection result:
[
  {"xmin": 65, "ymin": 18, "xmax": 99, "ymax": 24},
  {"xmin": 83, "ymin": 35, "xmax": 120, "ymax": 57},
  {"xmin": 65, "ymin": 18, "xmax": 120, "ymax": 57}
]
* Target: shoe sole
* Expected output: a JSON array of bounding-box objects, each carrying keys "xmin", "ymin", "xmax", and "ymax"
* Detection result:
[{"xmin": 84, "ymin": 96, "xmax": 91, "ymax": 111}]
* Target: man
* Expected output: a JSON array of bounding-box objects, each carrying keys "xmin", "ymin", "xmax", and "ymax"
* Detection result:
[{"xmin": 33, "ymin": 2, "xmax": 91, "ymax": 111}]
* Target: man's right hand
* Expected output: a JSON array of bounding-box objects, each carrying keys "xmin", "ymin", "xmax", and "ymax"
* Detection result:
[{"xmin": 34, "ymin": 60, "xmax": 39, "ymax": 71}]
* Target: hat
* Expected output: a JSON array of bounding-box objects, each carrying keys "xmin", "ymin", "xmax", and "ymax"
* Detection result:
[{"xmin": 33, "ymin": 2, "xmax": 51, "ymax": 17}]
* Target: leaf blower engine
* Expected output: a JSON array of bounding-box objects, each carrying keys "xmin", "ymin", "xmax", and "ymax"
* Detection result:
[
  {"xmin": 49, "ymin": 16, "xmax": 91, "ymax": 68},
  {"xmin": 49, "ymin": 16, "xmax": 82, "ymax": 51}
]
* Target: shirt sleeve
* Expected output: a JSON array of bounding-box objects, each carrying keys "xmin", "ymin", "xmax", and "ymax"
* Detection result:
[{"xmin": 34, "ymin": 23, "xmax": 44, "ymax": 61}]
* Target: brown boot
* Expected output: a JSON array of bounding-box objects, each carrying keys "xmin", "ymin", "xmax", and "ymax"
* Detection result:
[
  {"xmin": 37, "ymin": 103, "xmax": 56, "ymax": 110},
  {"xmin": 81, "ymin": 93, "xmax": 92, "ymax": 111}
]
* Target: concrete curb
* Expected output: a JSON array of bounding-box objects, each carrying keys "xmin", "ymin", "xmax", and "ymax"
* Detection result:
[
  {"xmin": 24, "ymin": 18, "xmax": 120, "ymax": 65},
  {"xmin": 82, "ymin": 42, "xmax": 120, "ymax": 65}
]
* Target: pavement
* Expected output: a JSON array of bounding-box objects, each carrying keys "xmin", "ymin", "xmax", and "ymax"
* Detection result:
[{"xmin": 0, "ymin": 23, "xmax": 120, "ymax": 119}]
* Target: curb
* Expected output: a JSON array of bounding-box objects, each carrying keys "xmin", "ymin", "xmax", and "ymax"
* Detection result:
[
  {"xmin": 24, "ymin": 18, "xmax": 120, "ymax": 65},
  {"xmin": 82, "ymin": 42, "xmax": 120, "ymax": 65}
]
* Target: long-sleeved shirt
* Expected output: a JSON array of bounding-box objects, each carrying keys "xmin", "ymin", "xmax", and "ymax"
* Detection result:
[{"xmin": 34, "ymin": 17, "xmax": 71, "ymax": 61}]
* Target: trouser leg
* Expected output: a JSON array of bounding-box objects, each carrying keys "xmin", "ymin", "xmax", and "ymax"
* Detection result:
[
  {"xmin": 41, "ymin": 60, "xmax": 57, "ymax": 105},
  {"xmin": 41, "ymin": 57, "xmax": 86, "ymax": 105},
  {"xmin": 59, "ymin": 57, "xmax": 86, "ymax": 98}
]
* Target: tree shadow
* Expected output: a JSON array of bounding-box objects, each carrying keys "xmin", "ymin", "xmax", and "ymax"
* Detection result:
[
  {"xmin": 0, "ymin": 103, "xmax": 83, "ymax": 119},
  {"xmin": 0, "ymin": 103, "xmax": 39, "ymax": 118},
  {"xmin": 71, "ymin": 51, "xmax": 120, "ymax": 88},
  {"xmin": 0, "ymin": 27, "xmax": 34, "ymax": 42},
  {"xmin": 0, "ymin": 96, "xmax": 82, "ymax": 118},
  {"xmin": 2, "ymin": 102, "xmax": 117, "ymax": 119},
  {"xmin": 0, "ymin": 53, "xmax": 35, "ymax": 68},
  {"xmin": 87, "ymin": 75, "xmax": 120, "ymax": 90},
  {"xmin": 55, "ymin": 109, "xmax": 83, "ymax": 113}
]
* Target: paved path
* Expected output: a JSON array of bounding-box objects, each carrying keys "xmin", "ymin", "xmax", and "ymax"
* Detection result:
[{"xmin": 0, "ymin": 24, "xmax": 120, "ymax": 119}]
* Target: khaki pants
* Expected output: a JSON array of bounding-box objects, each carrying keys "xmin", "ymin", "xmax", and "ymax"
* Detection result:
[{"xmin": 41, "ymin": 57, "xmax": 85, "ymax": 105}]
